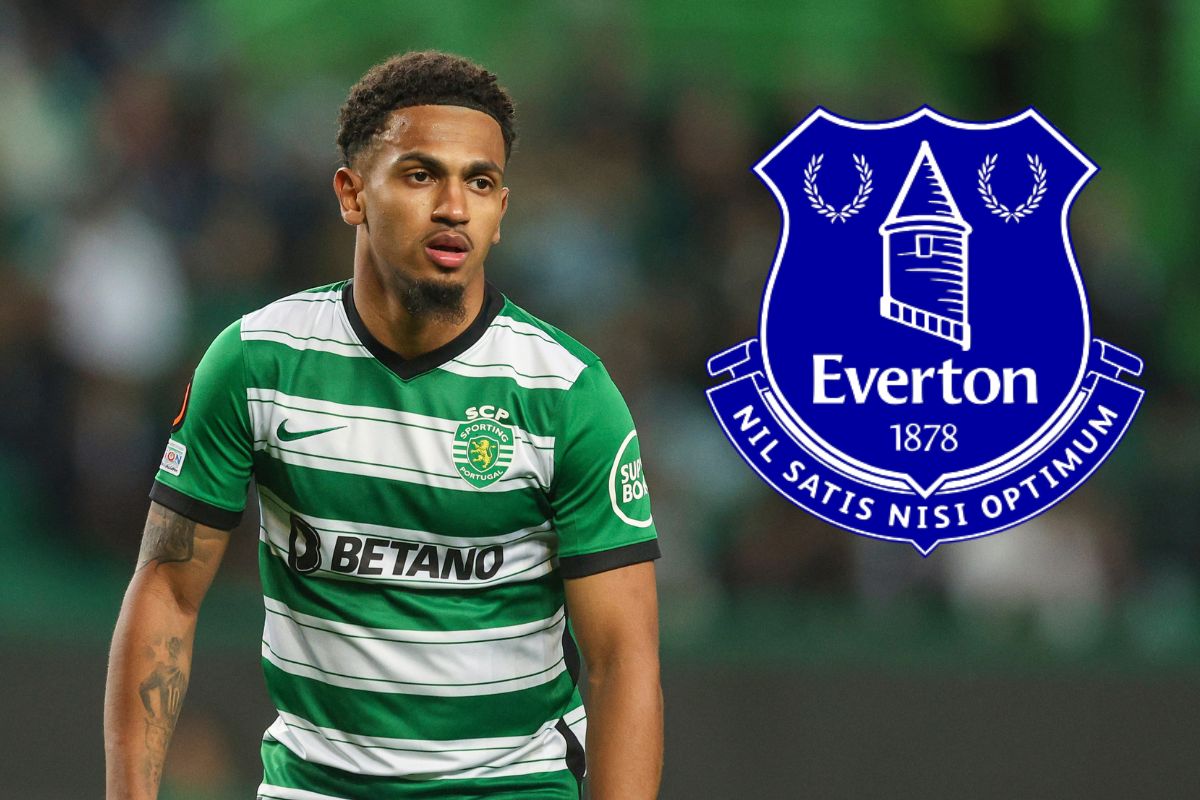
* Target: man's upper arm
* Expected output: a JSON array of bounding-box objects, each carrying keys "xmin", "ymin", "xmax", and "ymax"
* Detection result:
[
  {"xmin": 149, "ymin": 319, "xmax": 254, "ymax": 529},
  {"xmin": 136, "ymin": 502, "xmax": 231, "ymax": 614},
  {"xmin": 563, "ymin": 561, "xmax": 659, "ymax": 670}
]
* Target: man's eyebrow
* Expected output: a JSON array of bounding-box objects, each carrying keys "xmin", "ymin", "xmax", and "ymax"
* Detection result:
[
  {"xmin": 466, "ymin": 159, "xmax": 504, "ymax": 178},
  {"xmin": 393, "ymin": 151, "xmax": 446, "ymax": 173},
  {"xmin": 393, "ymin": 151, "xmax": 504, "ymax": 179}
]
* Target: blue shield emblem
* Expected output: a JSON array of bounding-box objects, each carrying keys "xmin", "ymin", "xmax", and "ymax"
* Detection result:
[{"xmin": 708, "ymin": 108, "xmax": 1144, "ymax": 553}]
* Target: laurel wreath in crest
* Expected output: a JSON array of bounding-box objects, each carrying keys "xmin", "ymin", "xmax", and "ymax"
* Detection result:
[
  {"xmin": 803, "ymin": 154, "xmax": 873, "ymax": 222},
  {"xmin": 977, "ymin": 153, "xmax": 1048, "ymax": 223}
]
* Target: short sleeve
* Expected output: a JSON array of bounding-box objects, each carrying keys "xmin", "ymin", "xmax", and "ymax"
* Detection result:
[
  {"xmin": 149, "ymin": 320, "xmax": 253, "ymax": 529},
  {"xmin": 551, "ymin": 362, "xmax": 660, "ymax": 578}
]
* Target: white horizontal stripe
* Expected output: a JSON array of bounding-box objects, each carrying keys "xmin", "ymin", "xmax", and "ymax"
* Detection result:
[
  {"xmin": 491, "ymin": 316, "xmax": 560, "ymax": 345},
  {"xmin": 263, "ymin": 595, "xmax": 566, "ymax": 645},
  {"xmin": 262, "ymin": 598, "xmax": 566, "ymax": 695},
  {"xmin": 277, "ymin": 289, "xmax": 343, "ymax": 303},
  {"xmin": 258, "ymin": 488, "xmax": 557, "ymax": 589},
  {"xmin": 265, "ymin": 710, "xmax": 571, "ymax": 779},
  {"xmin": 244, "ymin": 288, "xmax": 348, "ymax": 327},
  {"xmin": 469, "ymin": 316, "xmax": 588, "ymax": 384},
  {"xmin": 257, "ymin": 785, "xmax": 349, "ymax": 800},
  {"xmin": 251, "ymin": 395, "xmax": 462, "ymax": 481},
  {"xmin": 242, "ymin": 290, "xmax": 370, "ymax": 358},
  {"xmin": 563, "ymin": 704, "xmax": 586, "ymax": 727},
  {"xmin": 247, "ymin": 389, "xmax": 449, "ymax": 432},
  {"xmin": 241, "ymin": 329, "xmax": 371, "ymax": 358},
  {"xmin": 261, "ymin": 639, "xmax": 566, "ymax": 698}
]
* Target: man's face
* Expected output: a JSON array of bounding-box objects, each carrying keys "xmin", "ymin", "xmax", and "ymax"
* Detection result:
[{"xmin": 340, "ymin": 104, "xmax": 508, "ymax": 319}]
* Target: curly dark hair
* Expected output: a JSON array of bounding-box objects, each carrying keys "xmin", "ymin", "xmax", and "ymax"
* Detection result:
[{"xmin": 336, "ymin": 51, "xmax": 516, "ymax": 167}]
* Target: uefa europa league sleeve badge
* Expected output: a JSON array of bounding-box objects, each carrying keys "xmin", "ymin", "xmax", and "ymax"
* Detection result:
[{"xmin": 707, "ymin": 108, "xmax": 1144, "ymax": 554}]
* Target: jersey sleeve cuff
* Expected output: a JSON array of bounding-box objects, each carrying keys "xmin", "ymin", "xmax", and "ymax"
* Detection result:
[
  {"xmin": 558, "ymin": 539, "xmax": 661, "ymax": 579},
  {"xmin": 149, "ymin": 480, "xmax": 244, "ymax": 530}
]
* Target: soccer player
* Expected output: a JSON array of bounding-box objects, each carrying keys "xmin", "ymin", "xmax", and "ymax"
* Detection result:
[{"xmin": 105, "ymin": 51, "xmax": 662, "ymax": 800}]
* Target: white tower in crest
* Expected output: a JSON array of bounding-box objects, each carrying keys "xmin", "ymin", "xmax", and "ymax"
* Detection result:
[{"xmin": 879, "ymin": 141, "xmax": 972, "ymax": 350}]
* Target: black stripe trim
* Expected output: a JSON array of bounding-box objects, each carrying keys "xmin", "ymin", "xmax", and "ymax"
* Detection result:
[
  {"xmin": 342, "ymin": 280, "xmax": 505, "ymax": 380},
  {"xmin": 149, "ymin": 480, "xmax": 243, "ymax": 530},
  {"xmin": 558, "ymin": 608, "xmax": 586, "ymax": 792},
  {"xmin": 555, "ymin": 717, "xmax": 587, "ymax": 790},
  {"xmin": 558, "ymin": 539, "xmax": 661, "ymax": 579},
  {"xmin": 562, "ymin": 613, "xmax": 582, "ymax": 687}
]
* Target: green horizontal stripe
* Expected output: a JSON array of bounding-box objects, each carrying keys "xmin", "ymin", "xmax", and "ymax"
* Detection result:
[
  {"xmin": 262, "ymin": 512, "xmax": 550, "ymax": 549},
  {"xmin": 259, "ymin": 541, "xmax": 565, "ymax": 632},
  {"xmin": 263, "ymin": 659, "xmax": 582, "ymax": 741},
  {"xmin": 261, "ymin": 739, "xmax": 579, "ymax": 799},
  {"xmin": 253, "ymin": 462, "xmax": 552, "ymax": 537}
]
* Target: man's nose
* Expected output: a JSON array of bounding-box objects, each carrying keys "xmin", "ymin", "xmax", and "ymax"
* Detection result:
[{"xmin": 432, "ymin": 181, "xmax": 470, "ymax": 225}]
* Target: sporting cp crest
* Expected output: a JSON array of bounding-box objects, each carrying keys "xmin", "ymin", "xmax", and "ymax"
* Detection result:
[
  {"xmin": 454, "ymin": 418, "xmax": 514, "ymax": 488},
  {"xmin": 707, "ymin": 107, "xmax": 1144, "ymax": 553}
]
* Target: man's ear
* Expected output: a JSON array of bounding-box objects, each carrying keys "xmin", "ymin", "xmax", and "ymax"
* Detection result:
[
  {"xmin": 334, "ymin": 167, "xmax": 366, "ymax": 225},
  {"xmin": 492, "ymin": 186, "xmax": 510, "ymax": 245}
]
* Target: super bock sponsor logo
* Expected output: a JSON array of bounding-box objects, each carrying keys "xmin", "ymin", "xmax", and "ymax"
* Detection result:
[
  {"xmin": 610, "ymin": 430, "xmax": 652, "ymax": 528},
  {"xmin": 707, "ymin": 107, "xmax": 1144, "ymax": 553}
]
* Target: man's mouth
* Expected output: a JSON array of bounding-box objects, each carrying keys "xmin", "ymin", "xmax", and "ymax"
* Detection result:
[{"xmin": 425, "ymin": 232, "xmax": 471, "ymax": 269}]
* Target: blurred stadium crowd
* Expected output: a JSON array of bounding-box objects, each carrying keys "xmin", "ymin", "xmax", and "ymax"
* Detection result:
[
  {"xmin": 4, "ymin": 0, "xmax": 1199, "ymax": 639},
  {"xmin": 1, "ymin": 0, "xmax": 1198, "ymax": 794}
]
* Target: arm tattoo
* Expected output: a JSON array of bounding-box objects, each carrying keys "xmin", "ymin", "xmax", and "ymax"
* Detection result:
[
  {"xmin": 137, "ymin": 635, "xmax": 189, "ymax": 791},
  {"xmin": 136, "ymin": 504, "xmax": 197, "ymax": 570}
]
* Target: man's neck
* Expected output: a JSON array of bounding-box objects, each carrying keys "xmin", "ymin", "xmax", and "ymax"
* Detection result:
[{"xmin": 351, "ymin": 266, "xmax": 485, "ymax": 361}]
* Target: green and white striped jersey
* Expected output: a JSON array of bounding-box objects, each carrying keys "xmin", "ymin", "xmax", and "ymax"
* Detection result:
[{"xmin": 151, "ymin": 280, "xmax": 659, "ymax": 799}]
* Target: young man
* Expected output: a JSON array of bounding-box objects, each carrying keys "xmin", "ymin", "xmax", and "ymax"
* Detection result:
[{"xmin": 105, "ymin": 51, "xmax": 663, "ymax": 800}]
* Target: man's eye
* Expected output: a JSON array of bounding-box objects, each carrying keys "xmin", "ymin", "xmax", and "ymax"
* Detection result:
[
  {"xmin": 409, "ymin": 171, "xmax": 432, "ymax": 183},
  {"xmin": 470, "ymin": 178, "xmax": 494, "ymax": 190}
]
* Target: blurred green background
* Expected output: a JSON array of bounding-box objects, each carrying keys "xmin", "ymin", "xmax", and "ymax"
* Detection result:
[{"xmin": 1, "ymin": 0, "xmax": 1197, "ymax": 797}]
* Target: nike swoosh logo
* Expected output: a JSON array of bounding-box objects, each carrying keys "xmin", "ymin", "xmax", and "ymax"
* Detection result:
[{"xmin": 277, "ymin": 420, "xmax": 347, "ymax": 442}]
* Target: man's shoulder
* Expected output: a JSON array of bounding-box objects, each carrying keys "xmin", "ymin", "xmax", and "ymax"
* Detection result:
[
  {"xmin": 492, "ymin": 296, "xmax": 603, "ymax": 372},
  {"xmin": 235, "ymin": 280, "xmax": 353, "ymax": 345},
  {"xmin": 243, "ymin": 281, "xmax": 350, "ymax": 322}
]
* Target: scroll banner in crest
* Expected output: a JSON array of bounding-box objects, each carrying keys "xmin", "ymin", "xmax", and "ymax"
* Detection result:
[
  {"xmin": 706, "ymin": 107, "xmax": 1144, "ymax": 553},
  {"xmin": 708, "ymin": 338, "xmax": 1142, "ymax": 554}
]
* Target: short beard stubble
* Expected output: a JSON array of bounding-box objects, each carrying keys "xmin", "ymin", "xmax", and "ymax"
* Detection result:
[{"xmin": 395, "ymin": 276, "xmax": 468, "ymax": 326}]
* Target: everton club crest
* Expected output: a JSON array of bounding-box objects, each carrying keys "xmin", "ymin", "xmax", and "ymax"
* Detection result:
[{"xmin": 707, "ymin": 107, "xmax": 1144, "ymax": 553}]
